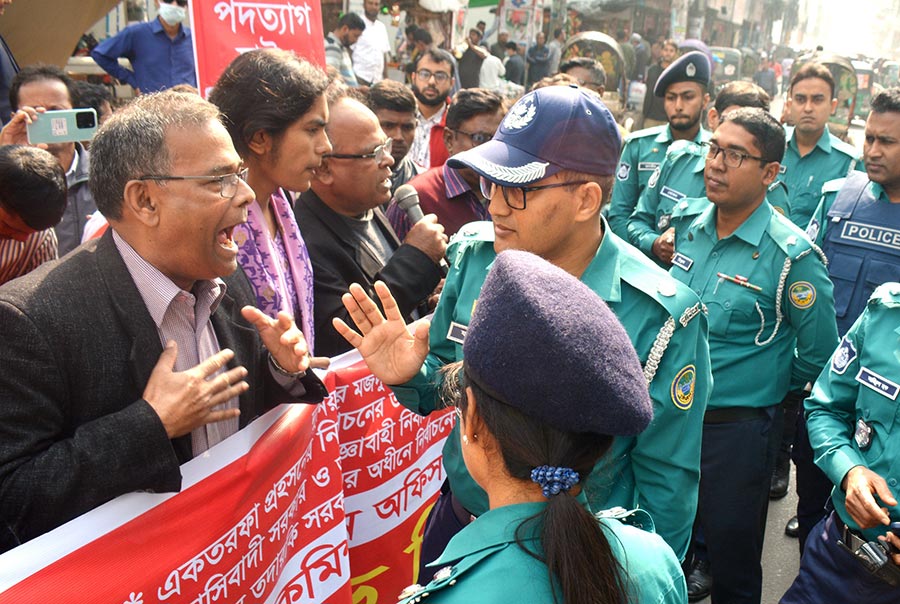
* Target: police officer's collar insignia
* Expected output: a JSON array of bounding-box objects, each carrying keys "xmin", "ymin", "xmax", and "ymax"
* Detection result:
[
  {"xmin": 831, "ymin": 337, "xmax": 857, "ymax": 375},
  {"xmin": 806, "ymin": 218, "xmax": 820, "ymax": 243},
  {"xmin": 856, "ymin": 367, "xmax": 900, "ymax": 400},
  {"xmin": 686, "ymin": 63, "xmax": 696, "ymax": 77},
  {"xmin": 647, "ymin": 166, "xmax": 660, "ymax": 188},
  {"xmin": 671, "ymin": 365, "xmax": 696, "ymax": 410},
  {"xmin": 779, "ymin": 165, "xmax": 787, "ymax": 174},
  {"xmin": 432, "ymin": 566, "xmax": 455, "ymax": 583},
  {"xmin": 617, "ymin": 162, "xmax": 631, "ymax": 181},
  {"xmin": 503, "ymin": 97, "xmax": 536, "ymax": 130},
  {"xmin": 398, "ymin": 584, "xmax": 424, "ymax": 600},
  {"xmin": 789, "ymin": 281, "xmax": 816, "ymax": 309}
]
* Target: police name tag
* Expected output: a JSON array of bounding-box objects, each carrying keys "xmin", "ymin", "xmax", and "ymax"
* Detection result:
[
  {"xmin": 638, "ymin": 162, "xmax": 660, "ymax": 171},
  {"xmin": 446, "ymin": 322, "xmax": 468, "ymax": 344},
  {"xmin": 855, "ymin": 367, "xmax": 900, "ymax": 400},
  {"xmin": 660, "ymin": 186, "xmax": 686, "ymax": 202},
  {"xmin": 671, "ymin": 252, "xmax": 693, "ymax": 271}
]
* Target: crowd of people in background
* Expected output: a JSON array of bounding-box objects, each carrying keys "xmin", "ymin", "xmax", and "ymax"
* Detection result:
[{"xmin": 2, "ymin": 0, "xmax": 900, "ymax": 603}]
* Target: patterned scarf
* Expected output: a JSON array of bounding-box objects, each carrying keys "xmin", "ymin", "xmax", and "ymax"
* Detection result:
[{"xmin": 233, "ymin": 190, "xmax": 316, "ymax": 352}]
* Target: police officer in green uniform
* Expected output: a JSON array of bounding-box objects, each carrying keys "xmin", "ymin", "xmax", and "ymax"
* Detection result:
[
  {"xmin": 608, "ymin": 51, "xmax": 712, "ymax": 240},
  {"xmin": 781, "ymin": 61, "xmax": 862, "ymax": 230},
  {"xmin": 394, "ymin": 250, "xmax": 687, "ymax": 604},
  {"xmin": 781, "ymin": 284, "xmax": 900, "ymax": 604},
  {"xmin": 785, "ymin": 88, "xmax": 900, "ymax": 551},
  {"xmin": 333, "ymin": 86, "xmax": 711, "ymax": 576},
  {"xmin": 668, "ymin": 108, "xmax": 838, "ymax": 604},
  {"xmin": 628, "ymin": 81, "xmax": 788, "ymax": 267}
]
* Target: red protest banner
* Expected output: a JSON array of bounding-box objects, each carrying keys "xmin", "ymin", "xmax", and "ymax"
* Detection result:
[
  {"xmin": 190, "ymin": 0, "xmax": 327, "ymax": 97},
  {"xmin": 0, "ymin": 355, "xmax": 454, "ymax": 604}
]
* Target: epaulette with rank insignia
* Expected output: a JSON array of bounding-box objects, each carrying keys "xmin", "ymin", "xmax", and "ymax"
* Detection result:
[
  {"xmin": 622, "ymin": 124, "xmax": 668, "ymax": 144},
  {"xmin": 820, "ymin": 177, "xmax": 847, "ymax": 196},
  {"xmin": 594, "ymin": 506, "xmax": 657, "ymax": 533},
  {"xmin": 769, "ymin": 213, "xmax": 820, "ymax": 262},
  {"xmin": 447, "ymin": 221, "xmax": 495, "ymax": 265},
  {"xmin": 869, "ymin": 282, "xmax": 900, "ymax": 307},
  {"xmin": 669, "ymin": 196, "xmax": 710, "ymax": 220}
]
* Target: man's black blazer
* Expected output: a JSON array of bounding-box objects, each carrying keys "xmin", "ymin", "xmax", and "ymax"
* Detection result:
[{"xmin": 0, "ymin": 232, "xmax": 326, "ymax": 550}]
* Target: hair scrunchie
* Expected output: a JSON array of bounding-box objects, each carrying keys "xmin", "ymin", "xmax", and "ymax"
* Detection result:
[{"xmin": 530, "ymin": 465, "xmax": 580, "ymax": 498}]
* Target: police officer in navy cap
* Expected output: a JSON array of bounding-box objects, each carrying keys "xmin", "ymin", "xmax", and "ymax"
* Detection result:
[
  {"xmin": 608, "ymin": 51, "xmax": 711, "ymax": 241},
  {"xmin": 394, "ymin": 250, "xmax": 687, "ymax": 603},
  {"xmin": 334, "ymin": 84, "xmax": 711, "ymax": 575}
]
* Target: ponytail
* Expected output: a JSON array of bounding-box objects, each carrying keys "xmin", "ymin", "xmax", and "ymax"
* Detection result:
[{"xmin": 457, "ymin": 367, "xmax": 626, "ymax": 604}]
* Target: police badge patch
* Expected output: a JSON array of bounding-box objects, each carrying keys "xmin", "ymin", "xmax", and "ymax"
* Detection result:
[
  {"xmin": 789, "ymin": 281, "xmax": 816, "ymax": 309},
  {"xmin": 617, "ymin": 162, "xmax": 631, "ymax": 181},
  {"xmin": 671, "ymin": 365, "xmax": 696, "ymax": 410},
  {"xmin": 831, "ymin": 336, "xmax": 857, "ymax": 375}
]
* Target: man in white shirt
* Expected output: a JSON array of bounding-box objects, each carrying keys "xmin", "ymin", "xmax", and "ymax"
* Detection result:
[
  {"xmin": 352, "ymin": 0, "xmax": 391, "ymax": 86},
  {"xmin": 479, "ymin": 54, "xmax": 505, "ymax": 91}
]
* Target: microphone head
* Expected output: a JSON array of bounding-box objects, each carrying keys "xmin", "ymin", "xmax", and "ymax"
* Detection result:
[{"xmin": 394, "ymin": 184, "xmax": 420, "ymax": 210}]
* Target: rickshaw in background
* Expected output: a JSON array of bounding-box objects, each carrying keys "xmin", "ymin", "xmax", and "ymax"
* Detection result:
[
  {"xmin": 710, "ymin": 46, "xmax": 743, "ymax": 96},
  {"xmin": 879, "ymin": 60, "xmax": 900, "ymax": 87},
  {"xmin": 852, "ymin": 60, "xmax": 877, "ymax": 120},
  {"xmin": 740, "ymin": 47, "xmax": 761, "ymax": 80},
  {"xmin": 562, "ymin": 31, "xmax": 628, "ymax": 122},
  {"xmin": 794, "ymin": 52, "xmax": 858, "ymax": 142}
]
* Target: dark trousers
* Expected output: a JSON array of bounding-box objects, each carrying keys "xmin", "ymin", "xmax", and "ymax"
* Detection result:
[
  {"xmin": 792, "ymin": 413, "xmax": 834, "ymax": 552},
  {"xmin": 780, "ymin": 512, "xmax": 900, "ymax": 604},
  {"xmin": 699, "ymin": 405, "xmax": 781, "ymax": 604},
  {"xmin": 416, "ymin": 480, "xmax": 472, "ymax": 583}
]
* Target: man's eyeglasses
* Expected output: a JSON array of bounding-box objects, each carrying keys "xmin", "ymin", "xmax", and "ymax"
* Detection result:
[
  {"xmin": 702, "ymin": 142, "xmax": 773, "ymax": 169},
  {"xmin": 324, "ymin": 139, "xmax": 393, "ymax": 164},
  {"xmin": 415, "ymin": 69, "xmax": 452, "ymax": 84},
  {"xmin": 137, "ymin": 167, "xmax": 249, "ymax": 198},
  {"xmin": 449, "ymin": 128, "xmax": 493, "ymax": 146},
  {"xmin": 479, "ymin": 176, "xmax": 590, "ymax": 210},
  {"xmin": 167, "ymin": 0, "xmax": 189, "ymax": 7}
]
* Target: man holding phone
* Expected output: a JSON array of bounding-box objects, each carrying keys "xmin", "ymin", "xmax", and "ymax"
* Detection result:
[
  {"xmin": 91, "ymin": 0, "xmax": 197, "ymax": 95},
  {"xmin": 8, "ymin": 65, "xmax": 97, "ymax": 255}
]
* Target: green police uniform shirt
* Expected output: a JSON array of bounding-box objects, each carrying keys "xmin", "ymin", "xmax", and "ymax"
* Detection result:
[
  {"xmin": 805, "ymin": 284, "xmax": 900, "ymax": 542},
  {"xmin": 391, "ymin": 219, "xmax": 711, "ymax": 561},
  {"xmin": 398, "ymin": 504, "xmax": 687, "ymax": 604},
  {"xmin": 627, "ymin": 140, "xmax": 791, "ymax": 265},
  {"xmin": 608, "ymin": 125, "xmax": 711, "ymax": 241},
  {"xmin": 781, "ymin": 125, "xmax": 861, "ymax": 229},
  {"xmin": 669, "ymin": 200, "xmax": 838, "ymax": 408}
]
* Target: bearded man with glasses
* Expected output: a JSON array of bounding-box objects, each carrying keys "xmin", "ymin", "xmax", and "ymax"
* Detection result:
[
  {"xmin": 387, "ymin": 88, "xmax": 505, "ymax": 241},
  {"xmin": 408, "ymin": 49, "xmax": 457, "ymax": 170},
  {"xmin": 91, "ymin": 0, "xmax": 196, "ymax": 94},
  {"xmin": 332, "ymin": 85, "xmax": 712, "ymax": 581},
  {"xmin": 296, "ymin": 91, "xmax": 447, "ymax": 357},
  {"xmin": 0, "ymin": 91, "xmax": 327, "ymax": 553}
]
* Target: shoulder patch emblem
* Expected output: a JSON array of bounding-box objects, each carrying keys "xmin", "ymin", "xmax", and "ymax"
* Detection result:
[
  {"xmin": 789, "ymin": 281, "xmax": 816, "ymax": 309},
  {"xmin": 671, "ymin": 365, "xmax": 696, "ymax": 410},
  {"xmin": 617, "ymin": 162, "xmax": 631, "ymax": 181},
  {"xmin": 831, "ymin": 337, "xmax": 857, "ymax": 375}
]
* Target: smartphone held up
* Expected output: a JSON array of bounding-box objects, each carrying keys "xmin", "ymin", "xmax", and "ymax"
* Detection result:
[{"xmin": 26, "ymin": 108, "xmax": 98, "ymax": 145}]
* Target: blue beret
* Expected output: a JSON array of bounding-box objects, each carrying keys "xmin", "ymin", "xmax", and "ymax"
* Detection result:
[
  {"xmin": 654, "ymin": 51, "xmax": 711, "ymax": 97},
  {"xmin": 447, "ymin": 85, "xmax": 622, "ymax": 185},
  {"xmin": 463, "ymin": 250, "xmax": 652, "ymax": 436}
]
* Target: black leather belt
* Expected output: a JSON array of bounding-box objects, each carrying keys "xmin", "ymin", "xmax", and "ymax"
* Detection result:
[{"xmin": 703, "ymin": 406, "xmax": 769, "ymax": 424}]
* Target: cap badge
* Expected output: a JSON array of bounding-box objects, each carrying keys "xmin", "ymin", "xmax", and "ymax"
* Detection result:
[
  {"xmin": 504, "ymin": 97, "xmax": 536, "ymax": 130},
  {"xmin": 686, "ymin": 63, "xmax": 696, "ymax": 77}
]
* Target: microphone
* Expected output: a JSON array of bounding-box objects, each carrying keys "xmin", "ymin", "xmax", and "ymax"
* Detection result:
[
  {"xmin": 394, "ymin": 184, "xmax": 424, "ymax": 224},
  {"xmin": 392, "ymin": 184, "xmax": 448, "ymax": 276}
]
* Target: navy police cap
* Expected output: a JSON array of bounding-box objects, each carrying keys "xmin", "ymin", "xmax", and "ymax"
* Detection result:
[
  {"xmin": 447, "ymin": 85, "xmax": 622, "ymax": 186},
  {"xmin": 463, "ymin": 250, "xmax": 653, "ymax": 437},
  {"xmin": 654, "ymin": 51, "xmax": 711, "ymax": 97}
]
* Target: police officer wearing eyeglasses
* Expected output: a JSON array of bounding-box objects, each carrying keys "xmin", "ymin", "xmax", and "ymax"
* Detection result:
[
  {"xmin": 667, "ymin": 107, "xmax": 838, "ymax": 604},
  {"xmin": 334, "ymin": 85, "xmax": 712, "ymax": 578},
  {"xmin": 387, "ymin": 89, "xmax": 505, "ymax": 241},
  {"xmin": 91, "ymin": 0, "xmax": 197, "ymax": 94}
]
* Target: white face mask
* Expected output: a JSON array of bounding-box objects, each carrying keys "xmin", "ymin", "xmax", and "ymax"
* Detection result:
[{"xmin": 158, "ymin": 3, "xmax": 187, "ymax": 25}]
